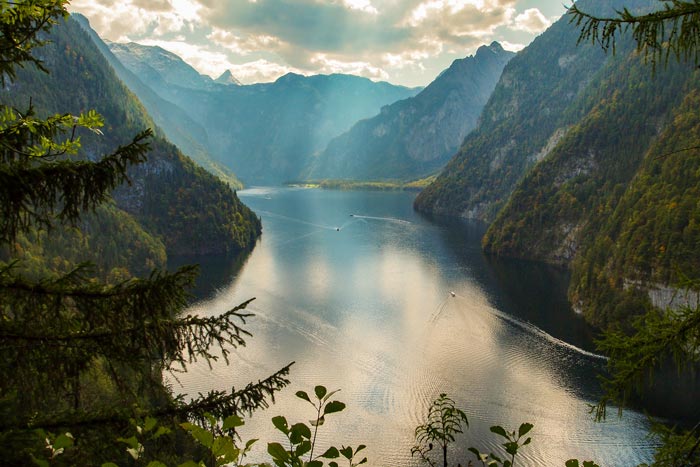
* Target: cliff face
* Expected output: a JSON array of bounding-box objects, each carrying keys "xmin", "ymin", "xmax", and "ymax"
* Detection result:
[
  {"xmin": 3, "ymin": 17, "xmax": 261, "ymax": 259},
  {"xmin": 306, "ymin": 42, "xmax": 514, "ymax": 181}
]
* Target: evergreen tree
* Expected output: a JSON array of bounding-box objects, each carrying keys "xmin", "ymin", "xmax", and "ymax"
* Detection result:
[
  {"xmin": 0, "ymin": 1, "xmax": 291, "ymax": 463},
  {"xmin": 569, "ymin": 2, "xmax": 700, "ymax": 465}
]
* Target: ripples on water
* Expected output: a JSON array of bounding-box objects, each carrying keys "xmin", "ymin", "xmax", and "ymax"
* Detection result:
[{"xmin": 168, "ymin": 187, "xmax": 656, "ymax": 466}]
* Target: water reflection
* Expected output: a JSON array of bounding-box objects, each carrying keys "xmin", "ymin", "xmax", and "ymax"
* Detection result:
[{"xmin": 169, "ymin": 188, "xmax": 655, "ymax": 466}]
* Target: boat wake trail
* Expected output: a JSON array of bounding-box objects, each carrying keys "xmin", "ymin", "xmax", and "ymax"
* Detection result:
[
  {"xmin": 350, "ymin": 214, "xmax": 412, "ymax": 225},
  {"xmin": 432, "ymin": 292, "xmax": 607, "ymax": 361}
]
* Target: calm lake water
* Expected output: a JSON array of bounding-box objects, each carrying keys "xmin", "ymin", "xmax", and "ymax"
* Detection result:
[{"xmin": 169, "ymin": 187, "xmax": 656, "ymax": 466}]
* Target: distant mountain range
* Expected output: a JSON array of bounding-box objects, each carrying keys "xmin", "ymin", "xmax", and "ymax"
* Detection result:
[
  {"xmin": 82, "ymin": 26, "xmax": 421, "ymax": 184},
  {"xmin": 306, "ymin": 42, "xmax": 514, "ymax": 181},
  {"xmin": 415, "ymin": 0, "xmax": 700, "ymax": 328}
]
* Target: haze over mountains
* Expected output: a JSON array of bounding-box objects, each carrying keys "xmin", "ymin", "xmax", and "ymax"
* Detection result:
[
  {"xmin": 307, "ymin": 42, "xmax": 514, "ymax": 181},
  {"xmin": 94, "ymin": 28, "xmax": 422, "ymax": 184},
  {"xmin": 78, "ymin": 16, "xmax": 516, "ymax": 186}
]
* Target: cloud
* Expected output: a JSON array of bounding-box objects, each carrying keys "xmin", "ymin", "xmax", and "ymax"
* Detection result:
[
  {"xmin": 70, "ymin": 0, "xmax": 557, "ymax": 86},
  {"xmin": 512, "ymin": 8, "xmax": 551, "ymax": 34}
]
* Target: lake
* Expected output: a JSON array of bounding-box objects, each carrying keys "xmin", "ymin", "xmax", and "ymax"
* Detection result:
[{"xmin": 169, "ymin": 187, "xmax": 656, "ymax": 466}]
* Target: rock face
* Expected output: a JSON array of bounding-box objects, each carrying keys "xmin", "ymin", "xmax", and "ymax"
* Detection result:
[
  {"xmin": 306, "ymin": 42, "xmax": 514, "ymax": 181},
  {"xmin": 414, "ymin": 0, "xmax": 700, "ymax": 327},
  {"xmin": 215, "ymin": 70, "xmax": 242, "ymax": 86},
  {"xmin": 99, "ymin": 39, "xmax": 421, "ymax": 184},
  {"xmin": 108, "ymin": 41, "xmax": 217, "ymax": 91}
]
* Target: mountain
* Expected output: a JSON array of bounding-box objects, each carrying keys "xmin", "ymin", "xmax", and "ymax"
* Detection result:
[
  {"xmin": 72, "ymin": 14, "xmax": 241, "ymax": 188},
  {"xmin": 108, "ymin": 40, "xmax": 217, "ymax": 91},
  {"xmin": 216, "ymin": 70, "xmax": 242, "ymax": 86},
  {"xmin": 307, "ymin": 42, "xmax": 514, "ymax": 181},
  {"xmin": 2, "ymin": 16, "xmax": 261, "ymax": 264},
  {"xmin": 100, "ymin": 39, "xmax": 421, "ymax": 184},
  {"xmin": 414, "ymin": 0, "xmax": 700, "ymax": 327}
]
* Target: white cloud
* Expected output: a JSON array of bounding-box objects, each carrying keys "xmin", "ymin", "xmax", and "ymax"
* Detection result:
[
  {"xmin": 229, "ymin": 59, "xmax": 301, "ymax": 82},
  {"xmin": 511, "ymin": 7, "xmax": 551, "ymax": 34},
  {"xmin": 70, "ymin": 0, "xmax": 560, "ymax": 87}
]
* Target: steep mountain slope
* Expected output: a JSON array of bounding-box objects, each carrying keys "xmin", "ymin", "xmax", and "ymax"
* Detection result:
[
  {"xmin": 72, "ymin": 14, "xmax": 241, "ymax": 188},
  {"xmin": 103, "ymin": 40, "xmax": 420, "ymax": 184},
  {"xmin": 2, "ymin": 16, "xmax": 260, "ymax": 261},
  {"xmin": 108, "ymin": 41, "xmax": 219, "ymax": 92},
  {"xmin": 306, "ymin": 42, "xmax": 514, "ymax": 181},
  {"xmin": 415, "ymin": 0, "xmax": 699, "ymax": 327},
  {"xmin": 413, "ymin": 0, "xmax": 657, "ymax": 220}
]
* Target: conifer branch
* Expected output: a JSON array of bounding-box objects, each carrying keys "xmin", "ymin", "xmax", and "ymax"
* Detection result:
[
  {"xmin": 0, "ymin": 363, "xmax": 294, "ymax": 431},
  {"xmin": 0, "ymin": 129, "xmax": 152, "ymax": 243},
  {"xmin": 568, "ymin": 1, "xmax": 700, "ymax": 68}
]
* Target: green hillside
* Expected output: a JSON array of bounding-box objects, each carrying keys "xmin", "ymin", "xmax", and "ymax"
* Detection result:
[{"xmin": 1, "ymin": 16, "xmax": 261, "ymax": 272}]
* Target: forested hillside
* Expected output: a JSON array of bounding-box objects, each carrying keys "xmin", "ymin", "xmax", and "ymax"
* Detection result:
[
  {"xmin": 414, "ymin": 0, "xmax": 700, "ymax": 327},
  {"xmin": 413, "ymin": 0, "xmax": 627, "ymax": 220},
  {"xmin": 306, "ymin": 42, "xmax": 514, "ymax": 181},
  {"xmin": 1, "ymin": 16, "xmax": 261, "ymax": 273},
  {"xmin": 102, "ymin": 38, "xmax": 420, "ymax": 184}
]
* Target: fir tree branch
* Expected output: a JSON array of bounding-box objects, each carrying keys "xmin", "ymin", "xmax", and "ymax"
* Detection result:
[
  {"xmin": 0, "ymin": 129, "xmax": 152, "ymax": 243},
  {"xmin": 0, "ymin": 363, "xmax": 294, "ymax": 431},
  {"xmin": 568, "ymin": 0, "xmax": 700, "ymax": 68}
]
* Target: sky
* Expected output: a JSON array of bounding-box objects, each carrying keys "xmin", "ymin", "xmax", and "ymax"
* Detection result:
[{"xmin": 69, "ymin": 0, "xmax": 566, "ymax": 87}]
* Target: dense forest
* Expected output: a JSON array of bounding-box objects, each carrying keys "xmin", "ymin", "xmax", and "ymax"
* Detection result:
[{"xmin": 1, "ymin": 15, "xmax": 262, "ymax": 272}]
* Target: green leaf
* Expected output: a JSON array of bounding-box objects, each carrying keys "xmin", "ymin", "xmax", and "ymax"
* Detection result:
[
  {"xmin": 290, "ymin": 423, "xmax": 311, "ymax": 444},
  {"xmin": 323, "ymin": 401, "xmax": 346, "ymax": 415},
  {"xmin": 583, "ymin": 462, "xmax": 600, "ymax": 467},
  {"xmin": 153, "ymin": 426, "xmax": 171, "ymax": 439},
  {"xmin": 32, "ymin": 459, "xmax": 49, "ymax": 467},
  {"xmin": 177, "ymin": 462, "xmax": 201, "ymax": 467},
  {"xmin": 315, "ymin": 385, "xmax": 327, "ymax": 400},
  {"xmin": 296, "ymin": 440, "xmax": 312, "ymax": 458},
  {"xmin": 222, "ymin": 414, "xmax": 245, "ymax": 431},
  {"xmin": 340, "ymin": 446, "xmax": 353, "ymax": 460},
  {"xmin": 565, "ymin": 461, "xmax": 580, "ymax": 467},
  {"xmin": 308, "ymin": 461, "xmax": 323, "ymax": 467},
  {"xmin": 117, "ymin": 436, "xmax": 139, "ymax": 450},
  {"xmin": 321, "ymin": 447, "xmax": 340, "ymax": 458},
  {"xmin": 267, "ymin": 442, "xmax": 290, "ymax": 462},
  {"xmin": 504, "ymin": 441, "xmax": 519, "ymax": 456},
  {"xmin": 296, "ymin": 390, "xmax": 311, "ymax": 403},
  {"xmin": 523, "ymin": 437, "xmax": 531, "ymax": 445},
  {"xmin": 358, "ymin": 457, "xmax": 368, "ymax": 465},
  {"xmin": 329, "ymin": 462, "xmax": 339, "ymax": 467},
  {"xmin": 322, "ymin": 389, "xmax": 341, "ymax": 403},
  {"xmin": 102, "ymin": 464, "xmax": 120, "ymax": 467},
  {"xmin": 146, "ymin": 462, "xmax": 167, "ymax": 467},
  {"xmin": 144, "ymin": 417, "xmax": 158, "ymax": 432},
  {"xmin": 518, "ymin": 422, "xmax": 533, "ymax": 438},
  {"xmin": 245, "ymin": 438, "xmax": 258, "ymax": 450},
  {"xmin": 356, "ymin": 445, "xmax": 366, "ymax": 453},
  {"xmin": 183, "ymin": 424, "xmax": 213, "ymax": 449},
  {"xmin": 53, "ymin": 433, "xmax": 74, "ymax": 450},
  {"xmin": 489, "ymin": 425, "xmax": 508, "ymax": 439},
  {"xmin": 272, "ymin": 416, "xmax": 289, "ymax": 434}
]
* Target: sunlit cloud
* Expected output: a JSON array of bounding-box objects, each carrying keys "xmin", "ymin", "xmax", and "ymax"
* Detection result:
[
  {"xmin": 512, "ymin": 7, "xmax": 551, "ymax": 33},
  {"xmin": 69, "ymin": 0, "xmax": 567, "ymax": 86}
]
